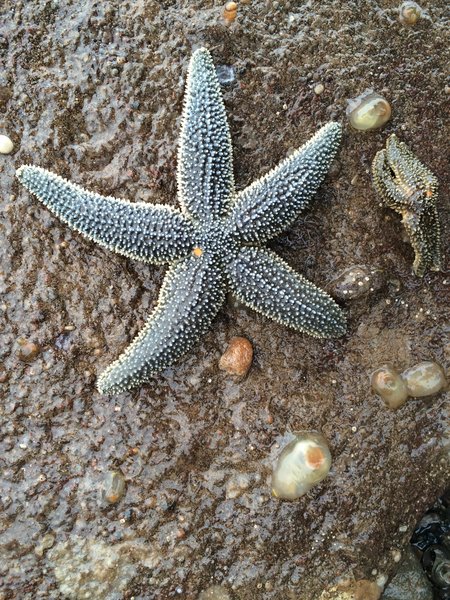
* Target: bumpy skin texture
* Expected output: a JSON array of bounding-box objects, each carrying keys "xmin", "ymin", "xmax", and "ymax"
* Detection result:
[
  {"xmin": 16, "ymin": 48, "xmax": 345, "ymax": 395},
  {"xmin": 16, "ymin": 166, "xmax": 196, "ymax": 264},
  {"xmin": 372, "ymin": 134, "xmax": 441, "ymax": 277}
]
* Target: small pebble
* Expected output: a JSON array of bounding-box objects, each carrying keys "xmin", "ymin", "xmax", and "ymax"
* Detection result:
[
  {"xmin": 391, "ymin": 549, "xmax": 402, "ymax": 563},
  {"xmin": 223, "ymin": 1, "xmax": 238, "ymax": 23},
  {"xmin": 314, "ymin": 83, "xmax": 324, "ymax": 95},
  {"xmin": 219, "ymin": 336, "xmax": 253, "ymax": 378},
  {"xmin": 103, "ymin": 471, "xmax": 126, "ymax": 504},
  {"xmin": 401, "ymin": 361, "xmax": 447, "ymax": 397},
  {"xmin": 17, "ymin": 340, "xmax": 40, "ymax": 362},
  {"xmin": 0, "ymin": 134, "xmax": 14, "ymax": 154},
  {"xmin": 319, "ymin": 579, "xmax": 381, "ymax": 600}
]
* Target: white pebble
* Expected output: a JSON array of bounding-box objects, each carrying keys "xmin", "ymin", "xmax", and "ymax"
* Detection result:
[
  {"xmin": 314, "ymin": 83, "xmax": 324, "ymax": 95},
  {"xmin": 0, "ymin": 134, "xmax": 14, "ymax": 154}
]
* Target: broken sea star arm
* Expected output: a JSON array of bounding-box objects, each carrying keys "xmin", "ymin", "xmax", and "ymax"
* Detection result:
[{"xmin": 372, "ymin": 134, "xmax": 441, "ymax": 276}]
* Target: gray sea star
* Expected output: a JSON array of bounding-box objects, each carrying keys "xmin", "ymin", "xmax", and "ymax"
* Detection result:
[
  {"xmin": 16, "ymin": 48, "xmax": 345, "ymax": 395},
  {"xmin": 372, "ymin": 134, "xmax": 441, "ymax": 277}
]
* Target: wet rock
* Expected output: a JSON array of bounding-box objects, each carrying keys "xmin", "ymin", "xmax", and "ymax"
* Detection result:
[
  {"xmin": 216, "ymin": 65, "xmax": 235, "ymax": 85},
  {"xmin": 1, "ymin": 1, "xmax": 449, "ymax": 598},
  {"xmin": 383, "ymin": 547, "xmax": 433, "ymax": 599},
  {"xmin": 0, "ymin": 86, "xmax": 13, "ymax": 108},
  {"xmin": 330, "ymin": 265, "xmax": 384, "ymax": 300},
  {"xmin": 0, "ymin": 365, "xmax": 9, "ymax": 383},
  {"xmin": 102, "ymin": 470, "xmax": 126, "ymax": 504},
  {"xmin": 17, "ymin": 340, "xmax": 40, "ymax": 362},
  {"xmin": 225, "ymin": 473, "xmax": 252, "ymax": 499},
  {"xmin": 55, "ymin": 332, "xmax": 73, "ymax": 351},
  {"xmin": 47, "ymin": 537, "xmax": 161, "ymax": 599},
  {"xmin": 219, "ymin": 336, "xmax": 253, "ymax": 378}
]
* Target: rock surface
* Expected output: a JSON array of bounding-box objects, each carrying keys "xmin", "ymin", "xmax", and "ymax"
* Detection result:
[
  {"xmin": 382, "ymin": 548, "xmax": 433, "ymax": 600},
  {"xmin": 0, "ymin": 1, "xmax": 448, "ymax": 599}
]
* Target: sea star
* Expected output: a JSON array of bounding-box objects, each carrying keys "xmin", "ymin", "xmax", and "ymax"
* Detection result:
[
  {"xmin": 372, "ymin": 134, "xmax": 441, "ymax": 277},
  {"xmin": 16, "ymin": 48, "xmax": 345, "ymax": 395}
]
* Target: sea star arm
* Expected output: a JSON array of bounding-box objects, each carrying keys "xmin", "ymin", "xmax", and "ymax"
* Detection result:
[
  {"xmin": 177, "ymin": 48, "xmax": 234, "ymax": 221},
  {"xmin": 372, "ymin": 134, "xmax": 441, "ymax": 276},
  {"xmin": 16, "ymin": 165, "xmax": 195, "ymax": 264},
  {"xmin": 227, "ymin": 122, "xmax": 341, "ymax": 244},
  {"xmin": 97, "ymin": 253, "xmax": 226, "ymax": 394},
  {"xmin": 401, "ymin": 208, "xmax": 441, "ymax": 276},
  {"xmin": 226, "ymin": 247, "xmax": 346, "ymax": 338}
]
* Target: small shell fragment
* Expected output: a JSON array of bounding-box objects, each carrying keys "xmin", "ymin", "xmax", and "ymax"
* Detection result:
[{"xmin": 103, "ymin": 471, "xmax": 126, "ymax": 504}]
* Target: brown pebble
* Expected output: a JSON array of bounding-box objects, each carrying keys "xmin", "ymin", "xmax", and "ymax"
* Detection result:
[
  {"xmin": 219, "ymin": 336, "xmax": 253, "ymax": 377},
  {"xmin": 17, "ymin": 340, "xmax": 40, "ymax": 362},
  {"xmin": 223, "ymin": 1, "xmax": 238, "ymax": 23}
]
